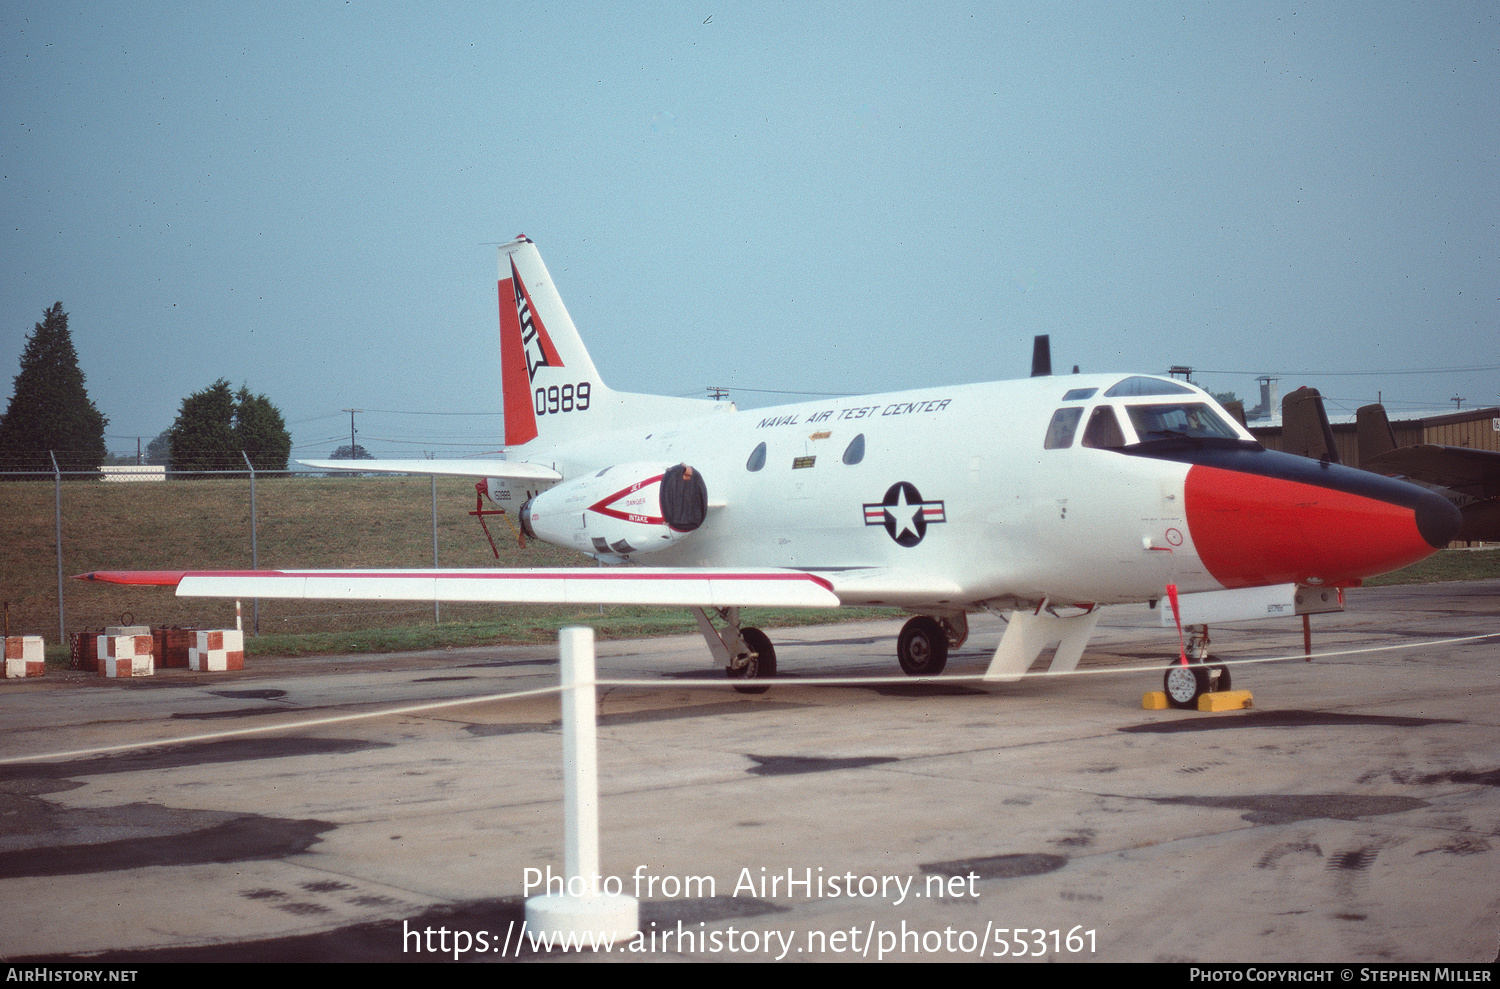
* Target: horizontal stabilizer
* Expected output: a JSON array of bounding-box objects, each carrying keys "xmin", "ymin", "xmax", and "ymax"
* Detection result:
[
  {"xmin": 76, "ymin": 568, "xmax": 840, "ymax": 609},
  {"xmin": 1361, "ymin": 445, "xmax": 1500, "ymax": 499},
  {"xmin": 298, "ymin": 459, "xmax": 562, "ymax": 482}
]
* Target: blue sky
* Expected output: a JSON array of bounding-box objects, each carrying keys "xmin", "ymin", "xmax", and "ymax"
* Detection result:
[{"xmin": 3, "ymin": 2, "xmax": 1496, "ymax": 460}]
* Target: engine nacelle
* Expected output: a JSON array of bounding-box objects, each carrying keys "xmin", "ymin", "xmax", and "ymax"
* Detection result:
[{"xmin": 519, "ymin": 462, "xmax": 708, "ymax": 558}]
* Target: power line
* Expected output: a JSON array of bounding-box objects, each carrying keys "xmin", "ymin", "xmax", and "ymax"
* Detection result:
[
  {"xmin": 346, "ymin": 408, "xmax": 502, "ymax": 416},
  {"xmin": 1193, "ymin": 364, "xmax": 1500, "ymax": 378}
]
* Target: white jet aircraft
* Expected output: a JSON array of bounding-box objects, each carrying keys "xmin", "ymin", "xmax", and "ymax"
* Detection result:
[{"xmin": 82, "ymin": 236, "xmax": 1461, "ymax": 706}]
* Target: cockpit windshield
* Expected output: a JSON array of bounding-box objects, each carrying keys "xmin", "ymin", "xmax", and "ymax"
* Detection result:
[{"xmin": 1125, "ymin": 403, "xmax": 1240, "ymax": 442}]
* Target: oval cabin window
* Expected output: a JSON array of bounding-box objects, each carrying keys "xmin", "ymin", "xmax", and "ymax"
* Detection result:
[{"xmin": 842, "ymin": 433, "xmax": 866, "ymax": 465}]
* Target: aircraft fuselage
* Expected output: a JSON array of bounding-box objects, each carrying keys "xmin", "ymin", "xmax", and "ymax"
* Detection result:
[{"xmin": 500, "ymin": 372, "xmax": 1456, "ymax": 613}]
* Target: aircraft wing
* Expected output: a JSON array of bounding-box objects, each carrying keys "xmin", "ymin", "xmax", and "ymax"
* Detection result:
[
  {"xmin": 298, "ymin": 459, "xmax": 562, "ymax": 482},
  {"xmin": 76, "ymin": 568, "xmax": 841, "ymax": 608},
  {"xmin": 817, "ymin": 568, "xmax": 968, "ymax": 608},
  {"xmin": 1361, "ymin": 445, "xmax": 1500, "ymax": 500}
]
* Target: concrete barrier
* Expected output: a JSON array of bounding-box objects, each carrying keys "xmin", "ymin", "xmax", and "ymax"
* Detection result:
[
  {"xmin": 189, "ymin": 630, "xmax": 244, "ymax": 672},
  {"xmin": 98, "ymin": 633, "xmax": 154, "ymax": 678},
  {"xmin": 4, "ymin": 636, "xmax": 45, "ymax": 678}
]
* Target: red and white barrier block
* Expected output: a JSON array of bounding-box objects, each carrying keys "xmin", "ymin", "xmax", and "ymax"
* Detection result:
[
  {"xmin": 98, "ymin": 633, "xmax": 155, "ymax": 678},
  {"xmin": 189, "ymin": 630, "xmax": 244, "ymax": 672},
  {"xmin": 4, "ymin": 636, "xmax": 45, "ymax": 678}
]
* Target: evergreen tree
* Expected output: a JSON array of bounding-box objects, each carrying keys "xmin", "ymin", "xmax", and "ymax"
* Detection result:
[
  {"xmin": 168, "ymin": 379, "xmax": 238, "ymax": 472},
  {"xmin": 0, "ymin": 303, "xmax": 108, "ymax": 474},
  {"xmin": 325, "ymin": 443, "xmax": 373, "ymax": 476},
  {"xmin": 169, "ymin": 379, "xmax": 291, "ymax": 473},
  {"xmin": 234, "ymin": 385, "xmax": 291, "ymax": 471}
]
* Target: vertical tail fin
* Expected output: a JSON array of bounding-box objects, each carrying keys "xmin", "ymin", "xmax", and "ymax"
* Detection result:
[
  {"xmin": 497, "ymin": 237, "xmax": 727, "ymax": 448},
  {"xmin": 1030, "ymin": 335, "xmax": 1051, "ymax": 377},
  {"xmin": 1280, "ymin": 386, "xmax": 1340, "ymax": 463},
  {"xmin": 1355, "ymin": 404, "xmax": 1398, "ymax": 467}
]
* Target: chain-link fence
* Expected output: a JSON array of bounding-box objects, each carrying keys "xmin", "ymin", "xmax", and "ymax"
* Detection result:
[{"xmin": 1, "ymin": 467, "xmax": 582, "ymax": 643}]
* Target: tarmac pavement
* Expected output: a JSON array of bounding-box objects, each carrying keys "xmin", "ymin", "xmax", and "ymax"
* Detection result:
[{"xmin": 1, "ymin": 580, "xmax": 1496, "ymax": 963}]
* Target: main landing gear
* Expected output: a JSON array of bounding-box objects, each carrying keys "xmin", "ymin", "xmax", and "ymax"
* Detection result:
[
  {"xmin": 692, "ymin": 609, "xmax": 970, "ymax": 691},
  {"xmin": 895, "ymin": 613, "xmax": 968, "ymax": 676},
  {"xmin": 691, "ymin": 607, "xmax": 777, "ymax": 694},
  {"xmin": 896, "ymin": 616, "xmax": 944, "ymax": 675},
  {"xmin": 727, "ymin": 627, "xmax": 777, "ymax": 694}
]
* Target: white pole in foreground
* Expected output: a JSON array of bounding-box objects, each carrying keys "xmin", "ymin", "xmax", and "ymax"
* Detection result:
[{"xmin": 524, "ymin": 626, "xmax": 639, "ymax": 943}]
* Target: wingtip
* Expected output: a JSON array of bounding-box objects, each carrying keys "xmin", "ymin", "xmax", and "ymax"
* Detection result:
[{"xmin": 72, "ymin": 571, "xmax": 188, "ymax": 587}]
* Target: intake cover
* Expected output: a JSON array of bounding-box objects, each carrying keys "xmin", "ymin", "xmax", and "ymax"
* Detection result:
[{"xmin": 520, "ymin": 462, "xmax": 708, "ymax": 558}]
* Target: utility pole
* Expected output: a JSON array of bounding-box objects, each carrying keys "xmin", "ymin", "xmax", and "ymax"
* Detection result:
[{"xmin": 343, "ymin": 408, "xmax": 361, "ymax": 457}]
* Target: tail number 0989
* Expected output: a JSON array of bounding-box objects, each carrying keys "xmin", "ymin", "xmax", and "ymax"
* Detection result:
[{"xmin": 534, "ymin": 383, "xmax": 591, "ymax": 415}]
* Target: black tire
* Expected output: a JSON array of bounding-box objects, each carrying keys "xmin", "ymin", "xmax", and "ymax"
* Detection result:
[
  {"xmin": 1163, "ymin": 662, "xmax": 1210, "ymax": 709},
  {"xmin": 727, "ymin": 627, "xmax": 776, "ymax": 694},
  {"xmin": 897, "ymin": 616, "xmax": 949, "ymax": 676},
  {"xmin": 1208, "ymin": 660, "xmax": 1231, "ymax": 694}
]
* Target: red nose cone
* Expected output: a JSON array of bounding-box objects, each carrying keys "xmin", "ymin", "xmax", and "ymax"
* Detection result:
[{"xmin": 1185, "ymin": 464, "xmax": 1455, "ymax": 588}]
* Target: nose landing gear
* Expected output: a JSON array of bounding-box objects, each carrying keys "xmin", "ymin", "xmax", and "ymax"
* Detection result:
[{"xmin": 1162, "ymin": 624, "xmax": 1232, "ymax": 709}]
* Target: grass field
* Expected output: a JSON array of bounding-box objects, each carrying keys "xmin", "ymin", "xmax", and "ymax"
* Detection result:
[
  {"xmin": 1363, "ymin": 547, "xmax": 1500, "ymax": 585},
  {"xmin": 3, "ymin": 475, "xmax": 1494, "ymax": 662},
  {"xmin": 4, "ymin": 475, "xmax": 597, "ymax": 637},
  {"xmin": 1, "ymin": 475, "xmax": 898, "ymax": 661}
]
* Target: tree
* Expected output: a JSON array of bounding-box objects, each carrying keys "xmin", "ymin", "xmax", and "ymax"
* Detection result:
[
  {"xmin": 144, "ymin": 430, "xmax": 171, "ymax": 466},
  {"xmin": 168, "ymin": 379, "xmax": 291, "ymax": 473},
  {"xmin": 325, "ymin": 443, "xmax": 374, "ymax": 477},
  {"xmin": 234, "ymin": 386, "xmax": 291, "ymax": 471},
  {"xmin": 169, "ymin": 380, "xmax": 237, "ymax": 472},
  {"xmin": 0, "ymin": 303, "xmax": 108, "ymax": 474}
]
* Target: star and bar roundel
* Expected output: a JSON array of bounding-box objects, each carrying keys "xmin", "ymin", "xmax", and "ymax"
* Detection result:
[{"xmin": 863, "ymin": 482, "xmax": 947, "ymax": 547}]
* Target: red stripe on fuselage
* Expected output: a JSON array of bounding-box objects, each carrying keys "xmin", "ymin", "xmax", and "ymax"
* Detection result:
[{"xmin": 1184, "ymin": 464, "xmax": 1436, "ymax": 588}]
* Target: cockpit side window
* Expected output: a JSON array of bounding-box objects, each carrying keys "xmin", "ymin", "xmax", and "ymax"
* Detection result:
[
  {"xmin": 1044, "ymin": 407, "xmax": 1084, "ymax": 449},
  {"xmin": 1126, "ymin": 403, "xmax": 1239, "ymax": 442},
  {"xmin": 1081, "ymin": 406, "xmax": 1126, "ymax": 449}
]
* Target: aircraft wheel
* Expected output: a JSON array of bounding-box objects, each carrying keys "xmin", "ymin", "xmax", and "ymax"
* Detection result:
[
  {"xmin": 727, "ymin": 627, "xmax": 776, "ymax": 694},
  {"xmin": 1163, "ymin": 662, "xmax": 1209, "ymax": 709},
  {"xmin": 897, "ymin": 616, "xmax": 949, "ymax": 676},
  {"xmin": 1207, "ymin": 659, "xmax": 1231, "ymax": 694}
]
